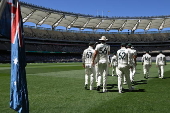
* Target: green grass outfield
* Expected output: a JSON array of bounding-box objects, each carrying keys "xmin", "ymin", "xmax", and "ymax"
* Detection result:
[{"xmin": 0, "ymin": 62, "xmax": 170, "ymax": 113}]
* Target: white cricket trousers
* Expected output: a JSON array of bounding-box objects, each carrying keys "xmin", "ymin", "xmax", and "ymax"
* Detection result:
[
  {"xmin": 85, "ymin": 66, "xmax": 94, "ymax": 88},
  {"xmin": 143, "ymin": 64, "xmax": 150, "ymax": 77},
  {"xmin": 157, "ymin": 65, "xmax": 164, "ymax": 78},
  {"xmin": 112, "ymin": 66, "xmax": 117, "ymax": 76},
  {"xmin": 95, "ymin": 63, "xmax": 99, "ymax": 82},
  {"xmin": 97, "ymin": 62, "xmax": 107, "ymax": 92},
  {"xmin": 130, "ymin": 65, "xmax": 136, "ymax": 82},
  {"xmin": 117, "ymin": 65, "xmax": 132, "ymax": 93}
]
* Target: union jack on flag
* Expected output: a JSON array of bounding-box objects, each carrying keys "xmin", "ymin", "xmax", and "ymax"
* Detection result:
[{"xmin": 8, "ymin": 0, "xmax": 23, "ymax": 46}]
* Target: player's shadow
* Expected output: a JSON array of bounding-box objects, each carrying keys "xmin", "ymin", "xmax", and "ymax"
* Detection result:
[
  {"xmin": 97, "ymin": 84, "xmax": 117, "ymax": 90},
  {"xmin": 98, "ymin": 83, "xmax": 145, "ymax": 93},
  {"xmin": 133, "ymin": 80, "xmax": 147, "ymax": 85},
  {"xmin": 107, "ymin": 74, "xmax": 113, "ymax": 76},
  {"xmin": 97, "ymin": 84, "xmax": 117, "ymax": 93},
  {"xmin": 107, "ymin": 84, "xmax": 117, "ymax": 89},
  {"xmin": 105, "ymin": 84, "xmax": 145, "ymax": 93},
  {"xmin": 123, "ymin": 88, "xmax": 145, "ymax": 92},
  {"xmin": 164, "ymin": 77, "xmax": 170, "ymax": 79},
  {"xmin": 106, "ymin": 89, "xmax": 119, "ymax": 93},
  {"xmin": 106, "ymin": 88, "xmax": 145, "ymax": 93},
  {"xmin": 148, "ymin": 77, "xmax": 158, "ymax": 78},
  {"xmin": 145, "ymin": 76, "xmax": 170, "ymax": 79}
]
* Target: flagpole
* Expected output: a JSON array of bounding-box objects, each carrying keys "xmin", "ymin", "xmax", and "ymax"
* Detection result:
[
  {"xmin": 107, "ymin": 11, "xmax": 110, "ymax": 17},
  {"xmin": 97, "ymin": 9, "xmax": 98, "ymax": 16},
  {"xmin": 102, "ymin": 10, "xmax": 103, "ymax": 18}
]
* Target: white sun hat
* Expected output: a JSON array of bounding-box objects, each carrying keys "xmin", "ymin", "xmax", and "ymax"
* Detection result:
[{"xmin": 99, "ymin": 36, "xmax": 108, "ymax": 41}]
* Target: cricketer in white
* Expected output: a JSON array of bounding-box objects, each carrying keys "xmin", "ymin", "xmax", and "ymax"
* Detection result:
[
  {"xmin": 156, "ymin": 51, "xmax": 166, "ymax": 79},
  {"xmin": 116, "ymin": 43, "xmax": 134, "ymax": 93},
  {"xmin": 141, "ymin": 51, "xmax": 152, "ymax": 79},
  {"xmin": 82, "ymin": 42, "xmax": 95, "ymax": 90},
  {"xmin": 92, "ymin": 36, "xmax": 110, "ymax": 93}
]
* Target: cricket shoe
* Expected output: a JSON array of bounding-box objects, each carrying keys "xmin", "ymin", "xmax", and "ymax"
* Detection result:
[
  {"xmin": 131, "ymin": 81, "xmax": 135, "ymax": 84},
  {"xmin": 129, "ymin": 86, "xmax": 135, "ymax": 92},
  {"xmin": 97, "ymin": 86, "xmax": 100, "ymax": 91},
  {"xmin": 123, "ymin": 82, "xmax": 127, "ymax": 85},
  {"xmin": 90, "ymin": 86, "xmax": 93, "ymax": 90},
  {"xmin": 103, "ymin": 89, "xmax": 107, "ymax": 93},
  {"xmin": 119, "ymin": 91, "xmax": 124, "ymax": 93},
  {"xmin": 84, "ymin": 84, "xmax": 88, "ymax": 90}
]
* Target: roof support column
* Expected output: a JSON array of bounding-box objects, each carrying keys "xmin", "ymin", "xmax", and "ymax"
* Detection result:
[
  {"xmin": 145, "ymin": 20, "xmax": 152, "ymax": 31},
  {"xmin": 52, "ymin": 14, "xmax": 65, "ymax": 28},
  {"xmin": 119, "ymin": 20, "xmax": 127, "ymax": 31},
  {"xmin": 23, "ymin": 9, "xmax": 36, "ymax": 23},
  {"xmin": 159, "ymin": 18, "xmax": 165, "ymax": 30},
  {"xmin": 67, "ymin": 16, "xmax": 78, "ymax": 29},
  {"xmin": 37, "ymin": 13, "xmax": 51, "ymax": 25}
]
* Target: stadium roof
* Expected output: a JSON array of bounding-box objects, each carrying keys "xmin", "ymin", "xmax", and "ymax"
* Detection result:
[{"xmin": 20, "ymin": 1, "xmax": 170, "ymax": 31}]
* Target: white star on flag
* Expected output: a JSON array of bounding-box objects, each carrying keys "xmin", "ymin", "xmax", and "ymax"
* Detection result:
[
  {"xmin": 14, "ymin": 81, "xmax": 17, "ymax": 86},
  {"xmin": 13, "ymin": 58, "xmax": 18, "ymax": 65}
]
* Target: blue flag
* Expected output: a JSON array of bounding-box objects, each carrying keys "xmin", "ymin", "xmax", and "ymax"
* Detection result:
[{"xmin": 0, "ymin": 0, "xmax": 29, "ymax": 113}]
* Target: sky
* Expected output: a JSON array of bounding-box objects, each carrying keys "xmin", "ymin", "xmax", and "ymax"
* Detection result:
[{"xmin": 20, "ymin": 0, "xmax": 170, "ymax": 32}]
